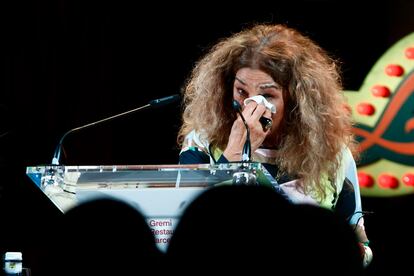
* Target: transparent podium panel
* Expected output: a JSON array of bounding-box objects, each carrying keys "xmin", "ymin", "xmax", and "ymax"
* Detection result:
[{"xmin": 26, "ymin": 163, "xmax": 278, "ymax": 251}]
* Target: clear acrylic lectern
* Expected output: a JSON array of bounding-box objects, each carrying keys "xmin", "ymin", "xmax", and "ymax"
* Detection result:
[{"xmin": 26, "ymin": 162, "xmax": 279, "ymax": 251}]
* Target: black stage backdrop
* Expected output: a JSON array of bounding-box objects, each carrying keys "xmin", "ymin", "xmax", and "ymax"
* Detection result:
[{"xmin": 1, "ymin": 1, "xmax": 414, "ymax": 274}]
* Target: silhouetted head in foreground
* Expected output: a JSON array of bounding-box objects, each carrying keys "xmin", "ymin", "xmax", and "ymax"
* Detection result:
[
  {"xmin": 40, "ymin": 198, "xmax": 162, "ymax": 276},
  {"xmin": 167, "ymin": 185, "xmax": 362, "ymax": 275},
  {"xmin": 167, "ymin": 185, "xmax": 291, "ymax": 273}
]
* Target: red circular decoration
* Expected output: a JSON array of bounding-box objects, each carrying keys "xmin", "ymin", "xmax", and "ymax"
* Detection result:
[
  {"xmin": 385, "ymin": 64, "xmax": 404, "ymax": 76},
  {"xmin": 378, "ymin": 174, "xmax": 399, "ymax": 189},
  {"xmin": 405, "ymin": 47, "xmax": 414, "ymax": 59},
  {"xmin": 402, "ymin": 173, "xmax": 414, "ymax": 186},
  {"xmin": 371, "ymin": 85, "xmax": 391, "ymax": 97},
  {"xmin": 356, "ymin": 103, "xmax": 375, "ymax": 115},
  {"xmin": 358, "ymin": 172, "xmax": 374, "ymax": 188}
]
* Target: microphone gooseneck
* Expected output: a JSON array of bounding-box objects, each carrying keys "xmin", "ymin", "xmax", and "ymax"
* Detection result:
[
  {"xmin": 51, "ymin": 94, "xmax": 180, "ymax": 165},
  {"xmin": 232, "ymin": 100, "xmax": 251, "ymax": 162},
  {"xmin": 149, "ymin": 94, "xmax": 180, "ymax": 107}
]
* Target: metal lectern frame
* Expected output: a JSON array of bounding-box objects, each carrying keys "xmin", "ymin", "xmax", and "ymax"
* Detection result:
[
  {"xmin": 26, "ymin": 162, "xmax": 280, "ymax": 251},
  {"xmin": 26, "ymin": 162, "xmax": 279, "ymax": 213}
]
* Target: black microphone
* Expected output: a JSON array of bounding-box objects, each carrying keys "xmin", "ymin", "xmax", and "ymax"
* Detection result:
[
  {"xmin": 51, "ymin": 94, "xmax": 180, "ymax": 165},
  {"xmin": 232, "ymin": 100, "xmax": 251, "ymax": 162}
]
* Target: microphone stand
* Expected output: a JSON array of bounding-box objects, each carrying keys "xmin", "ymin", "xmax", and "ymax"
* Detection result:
[
  {"xmin": 231, "ymin": 100, "xmax": 257, "ymax": 185},
  {"xmin": 51, "ymin": 104, "xmax": 151, "ymax": 165},
  {"xmin": 51, "ymin": 94, "xmax": 179, "ymax": 165}
]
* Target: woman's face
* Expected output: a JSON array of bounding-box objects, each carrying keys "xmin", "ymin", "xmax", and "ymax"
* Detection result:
[{"xmin": 233, "ymin": 67, "xmax": 285, "ymax": 147}]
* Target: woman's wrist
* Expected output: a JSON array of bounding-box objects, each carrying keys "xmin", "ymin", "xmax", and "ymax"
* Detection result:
[{"xmin": 223, "ymin": 148, "xmax": 242, "ymax": 162}]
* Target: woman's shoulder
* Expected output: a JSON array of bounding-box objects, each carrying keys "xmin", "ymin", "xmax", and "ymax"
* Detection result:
[
  {"xmin": 180, "ymin": 130, "xmax": 210, "ymax": 154},
  {"xmin": 340, "ymin": 145, "xmax": 356, "ymax": 166}
]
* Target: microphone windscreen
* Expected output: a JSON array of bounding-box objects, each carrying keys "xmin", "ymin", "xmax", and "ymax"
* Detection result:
[{"xmin": 232, "ymin": 100, "xmax": 242, "ymax": 111}]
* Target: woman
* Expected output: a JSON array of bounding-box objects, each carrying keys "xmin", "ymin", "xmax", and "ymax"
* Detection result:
[{"xmin": 177, "ymin": 24, "xmax": 372, "ymax": 266}]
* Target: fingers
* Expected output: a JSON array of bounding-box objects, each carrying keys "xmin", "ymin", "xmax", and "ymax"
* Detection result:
[
  {"xmin": 263, "ymin": 108, "xmax": 272, "ymax": 119},
  {"xmin": 241, "ymin": 101, "xmax": 258, "ymax": 117},
  {"xmin": 242, "ymin": 101, "xmax": 266, "ymax": 118},
  {"xmin": 232, "ymin": 113, "xmax": 247, "ymax": 134},
  {"xmin": 229, "ymin": 102, "xmax": 272, "ymax": 156},
  {"xmin": 242, "ymin": 102, "xmax": 269, "ymax": 129},
  {"xmin": 224, "ymin": 114, "xmax": 248, "ymax": 161}
]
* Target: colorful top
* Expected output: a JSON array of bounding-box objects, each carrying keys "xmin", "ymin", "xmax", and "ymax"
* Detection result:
[{"xmin": 179, "ymin": 130, "xmax": 373, "ymax": 266}]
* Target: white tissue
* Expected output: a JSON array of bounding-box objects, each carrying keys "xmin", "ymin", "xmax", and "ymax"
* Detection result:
[{"xmin": 243, "ymin": 95, "xmax": 276, "ymax": 113}]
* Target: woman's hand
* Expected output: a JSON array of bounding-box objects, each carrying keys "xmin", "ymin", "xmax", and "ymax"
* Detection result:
[{"xmin": 223, "ymin": 102, "xmax": 271, "ymax": 161}]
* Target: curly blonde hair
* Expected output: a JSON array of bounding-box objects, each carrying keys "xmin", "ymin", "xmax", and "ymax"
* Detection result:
[{"xmin": 178, "ymin": 24, "xmax": 357, "ymax": 200}]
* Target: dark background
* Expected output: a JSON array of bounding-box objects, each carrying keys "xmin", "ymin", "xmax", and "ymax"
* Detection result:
[{"xmin": 1, "ymin": 0, "xmax": 414, "ymax": 274}]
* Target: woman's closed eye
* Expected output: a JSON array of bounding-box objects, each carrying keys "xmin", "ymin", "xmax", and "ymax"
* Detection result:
[{"xmin": 260, "ymin": 93, "xmax": 272, "ymax": 99}]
